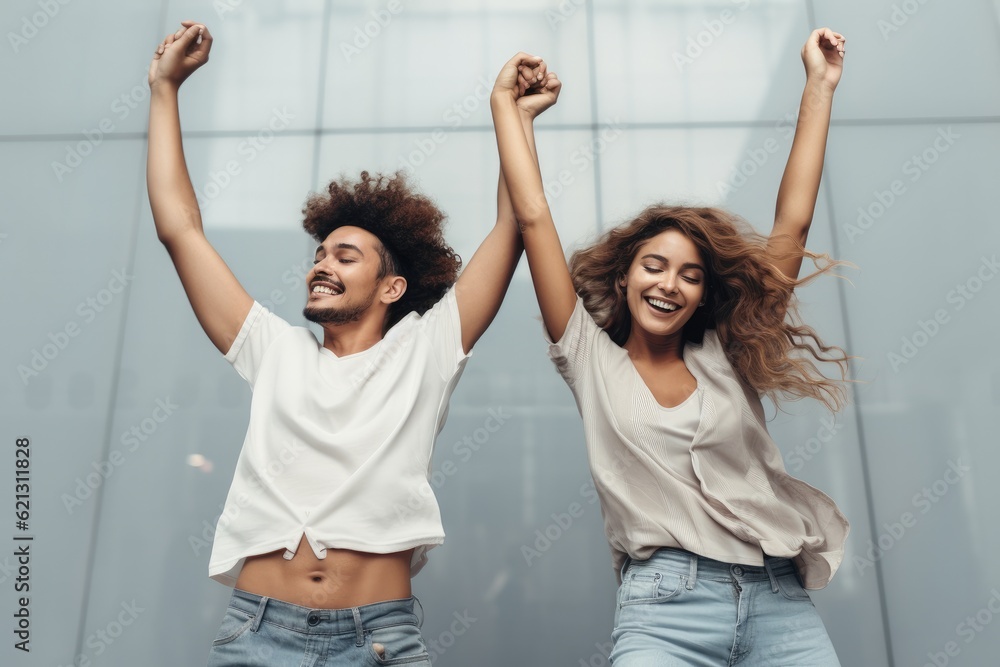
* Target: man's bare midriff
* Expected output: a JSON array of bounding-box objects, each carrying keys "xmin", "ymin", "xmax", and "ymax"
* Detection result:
[{"xmin": 235, "ymin": 535, "xmax": 414, "ymax": 609}]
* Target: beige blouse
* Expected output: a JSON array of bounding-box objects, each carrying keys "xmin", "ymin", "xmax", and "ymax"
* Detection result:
[{"xmin": 546, "ymin": 297, "xmax": 850, "ymax": 589}]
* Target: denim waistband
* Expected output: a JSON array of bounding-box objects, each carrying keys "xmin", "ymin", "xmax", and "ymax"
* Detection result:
[
  {"xmin": 622, "ymin": 547, "xmax": 800, "ymax": 588},
  {"xmin": 227, "ymin": 588, "xmax": 423, "ymax": 640}
]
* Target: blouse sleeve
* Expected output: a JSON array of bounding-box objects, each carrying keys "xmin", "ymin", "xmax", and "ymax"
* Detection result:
[{"xmin": 544, "ymin": 296, "xmax": 603, "ymax": 387}]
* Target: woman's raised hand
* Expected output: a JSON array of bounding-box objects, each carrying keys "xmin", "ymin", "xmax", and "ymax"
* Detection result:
[
  {"xmin": 493, "ymin": 52, "xmax": 562, "ymax": 119},
  {"xmin": 516, "ymin": 68, "xmax": 561, "ymax": 120},
  {"xmin": 493, "ymin": 52, "xmax": 544, "ymax": 99},
  {"xmin": 801, "ymin": 27, "xmax": 846, "ymax": 90},
  {"xmin": 148, "ymin": 20, "xmax": 213, "ymax": 89}
]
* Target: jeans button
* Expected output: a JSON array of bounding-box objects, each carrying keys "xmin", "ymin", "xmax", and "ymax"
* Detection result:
[
  {"xmin": 732, "ymin": 565, "xmax": 744, "ymax": 577},
  {"xmin": 307, "ymin": 613, "xmax": 320, "ymax": 626}
]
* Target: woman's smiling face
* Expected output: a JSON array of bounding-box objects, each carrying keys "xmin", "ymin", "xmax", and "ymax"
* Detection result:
[{"xmin": 622, "ymin": 228, "xmax": 707, "ymax": 340}]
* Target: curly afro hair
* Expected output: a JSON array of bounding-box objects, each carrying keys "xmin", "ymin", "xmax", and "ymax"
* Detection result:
[{"xmin": 302, "ymin": 171, "xmax": 462, "ymax": 328}]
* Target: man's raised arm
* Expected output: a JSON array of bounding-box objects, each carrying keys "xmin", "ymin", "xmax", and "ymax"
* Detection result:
[{"xmin": 147, "ymin": 21, "xmax": 253, "ymax": 354}]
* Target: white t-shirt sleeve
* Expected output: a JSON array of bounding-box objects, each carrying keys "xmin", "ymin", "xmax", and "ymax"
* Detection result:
[
  {"xmin": 544, "ymin": 296, "xmax": 602, "ymax": 384},
  {"xmin": 417, "ymin": 286, "xmax": 469, "ymax": 378},
  {"xmin": 224, "ymin": 301, "xmax": 293, "ymax": 387}
]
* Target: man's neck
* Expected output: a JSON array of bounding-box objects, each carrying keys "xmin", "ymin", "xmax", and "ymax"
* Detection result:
[{"xmin": 320, "ymin": 318, "xmax": 386, "ymax": 357}]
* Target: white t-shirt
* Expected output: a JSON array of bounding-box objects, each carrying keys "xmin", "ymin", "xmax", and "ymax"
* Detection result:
[
  {"xmin": 547, "ymin": 297, "xmax": 849, "ymax": 589},
  {"xmin": 208, "ymin": 287, "xmax": 469, "ymax": 586}
]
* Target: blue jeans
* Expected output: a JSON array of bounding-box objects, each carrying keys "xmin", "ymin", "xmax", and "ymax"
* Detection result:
[
  {"xmin": 610, "ymin": 548, "xmax": 841, "ymax": 666},
  {"xmin": 207, "ymin": 588, "xmax": 431, "ymax": 666}
]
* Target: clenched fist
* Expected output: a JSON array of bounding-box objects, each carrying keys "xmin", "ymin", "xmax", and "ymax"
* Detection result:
[{"xmin": 148, "ymin": 20, "xmax": 213, "ymax": 90}]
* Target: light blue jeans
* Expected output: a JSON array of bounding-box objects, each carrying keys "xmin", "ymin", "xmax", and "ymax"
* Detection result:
[
  {"xmin": 610, "ymin": 548, "xmax": 841, "ymax": 666},
  {"xmin": 207, "ymin": 588, "xmax": 431, "ymax": 666}
]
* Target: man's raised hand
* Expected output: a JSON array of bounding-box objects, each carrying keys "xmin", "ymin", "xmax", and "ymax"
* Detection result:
[{"xmin": 148, "ymin": 21, "xmax": 213, "ymax": 89}]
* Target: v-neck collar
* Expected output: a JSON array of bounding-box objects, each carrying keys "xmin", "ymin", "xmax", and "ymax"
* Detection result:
[{"xmin": 318, "ymin": 338, "xmax": 382, "ymax": 361}]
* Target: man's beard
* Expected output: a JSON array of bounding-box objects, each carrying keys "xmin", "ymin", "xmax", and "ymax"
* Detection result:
[{"xmin": 302, "ymin": 284, "xmax": 380, "ymax": 325}]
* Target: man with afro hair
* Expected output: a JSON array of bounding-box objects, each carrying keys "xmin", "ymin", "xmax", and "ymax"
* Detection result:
[{"xmin": 148, "ymin": 21, "xmax": 559, "ymax": 667}]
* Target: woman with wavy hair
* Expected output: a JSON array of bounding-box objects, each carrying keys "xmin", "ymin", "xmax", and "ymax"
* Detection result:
[{"xmin": 492, "ymin": 28, "xmax": 849, "ymax": 665}]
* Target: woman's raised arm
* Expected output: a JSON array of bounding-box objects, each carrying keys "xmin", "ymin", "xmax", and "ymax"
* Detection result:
[
  {"xmin": 491, "ymin": 53, "xmax": 577, "ymax": 342},
  {"xmin": 769, "ymin": 27, "xmax": 846, "ymax": 282}
]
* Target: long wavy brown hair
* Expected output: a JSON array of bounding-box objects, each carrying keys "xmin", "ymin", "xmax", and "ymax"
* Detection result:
[{"xmin": 569, "ymin": 205, "xmax": 852, "ymax": 412}]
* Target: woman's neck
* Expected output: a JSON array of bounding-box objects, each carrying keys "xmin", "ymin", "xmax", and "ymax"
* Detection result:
[{"xmin": 623, "ymin": 327, "xmax": 685, "ymax": 363}]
